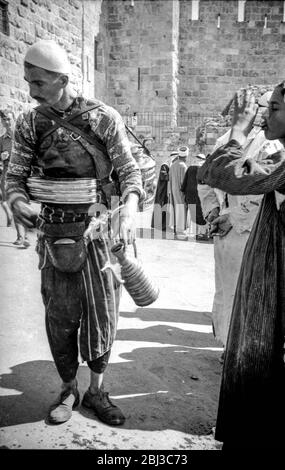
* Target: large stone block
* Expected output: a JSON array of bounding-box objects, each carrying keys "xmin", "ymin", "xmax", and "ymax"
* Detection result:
[
  {"xmin": 14, "ymin": 29, "xmax": 25, "ymax": 41},
  {"xmin": 24, "ymin": 32, "xmax": 35, "ymax": 45},
  {"xmin": 116, "ymin": 98, "xmax": 127, "ymax": 105},
  {"xmin": 17, "ymin": 6, "xmax": 27, "ymax": 17},
  {"xmin": 69, "ymin": 0, "xmax": 80, "ymax": 9},
  {"xmin": 30, "ymin": 2, "xmax": 36, "ymax": 13},
  {"xmin": 15, "ymin": 54, "xmax": 24, "ymax": 66},
  {"xmin": 35, "ymin": 26, "xmax": 45, "ymax": 38},
  {"xmin": 0, "ymin": 84, "xmax": 10, "ymax": 96},
  {"xmin": 220, "ymin": 48, "xmax": 239, "ymax": 55},
  {"xmin": 108, "ymin": 22, "xmax": 123, "ymax": 30},
  {"xmin": 0, "ymin": 73, "xmax": 8, "ymax": 83}
]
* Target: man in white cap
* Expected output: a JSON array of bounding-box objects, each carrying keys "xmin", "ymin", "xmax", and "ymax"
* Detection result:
[
  {"xmin": 6, "ymin": 40, "xmax": 144, "ymax": 426},
  {"xmin": 168, "ymin": 145, "xmax": 188, "ymax": 238}
]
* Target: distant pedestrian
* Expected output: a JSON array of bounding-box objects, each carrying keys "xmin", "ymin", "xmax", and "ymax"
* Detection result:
[
  {"xmin": 0, "ymin": 109, "xmax": 30, "ymax": 247},
  {"xmin": 181, "ymin": 153, "xmax": 208, "ymax": 241},
  {"xmin": 168, "ymin": 146, "xmax": 188, "ymax": 238},
  {"xmin": 151, "ymin": 151, "xmax": 178, "ymax": 232}
]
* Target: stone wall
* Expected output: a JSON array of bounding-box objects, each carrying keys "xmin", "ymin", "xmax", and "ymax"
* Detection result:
[
  {"xmin": 106, "ymin": 0, "xmax": 180, "ymax": 116},
  {"xmin": 178, "ymin": 0, "xmax": 285, "ymax": 116},
  {"xmin": 1, "ymin": 0, "xmax": 285, "ymax": 169},
  {"xmin": 105, "ymin": 0, "xmax": 184, "ymax": 166},
  {"xmin": 0, "ymin": 0, "xmax": 104, "ymax": 113},
  {"xmin": 82, "ymin": 0, "xmax": 108, "ymax": 101}
]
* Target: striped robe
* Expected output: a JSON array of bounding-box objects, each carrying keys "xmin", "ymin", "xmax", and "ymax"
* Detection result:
[{"xmin": 198, "ymin": 139, "xmax": 285, "ymax": 447}]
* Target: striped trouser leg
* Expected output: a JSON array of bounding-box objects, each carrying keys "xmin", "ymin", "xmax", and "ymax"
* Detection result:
[{"xmin": 80, "ymin": 237, "xmax": 121, "ymax": 362}]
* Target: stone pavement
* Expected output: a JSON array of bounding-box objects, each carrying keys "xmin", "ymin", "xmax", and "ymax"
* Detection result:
[{"xmin": 0, "ymin": 209, "xmax": 223, "ymax": 451}]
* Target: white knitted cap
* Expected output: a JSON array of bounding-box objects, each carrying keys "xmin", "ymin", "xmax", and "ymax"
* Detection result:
[{"xmin": 24, "ymin": 40, "xmax": 71, "ymax": 74}]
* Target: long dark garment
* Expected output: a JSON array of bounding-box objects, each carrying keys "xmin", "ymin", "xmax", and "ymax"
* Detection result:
[
  {"xmin": 181, "ymin": 165, "xmax": 206, "ymax": 226},
  {"xmin": 197, "ymin": 139, "xmax": 285, "ymax": 448},
  {"xmin": 151, "ymin": 163, "xmax": 169, "ymax": 231},
  {"xmin": 216, "ymin": 192, "xmax": 285, "ymax": 448}
]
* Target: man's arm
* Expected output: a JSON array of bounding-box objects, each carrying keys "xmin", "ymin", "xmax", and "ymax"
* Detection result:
[
  {"xmin": 197, "ymin": 140, "xmax": 285, "ymax": 195},
  {"xmin": 197, "ymin": 129, "xmax": 231, "ymax": 217},
  {"xmin": 92, "ymin": 106, "xmax": 144, "ymax": 204},
  {"xmin": 90, "ymin": 105, "xmax": 144, "ymax": 244},
  {"xmin": 198, "ymin": 88, "xmax": 285, "ymax": 195},
  {"xmin": 6, "ymin": 112, "xmax": 36, "ymax": 205},
  {"xmin": 6, "ymin": 112, "xmax": 37, "ymax": 227}
]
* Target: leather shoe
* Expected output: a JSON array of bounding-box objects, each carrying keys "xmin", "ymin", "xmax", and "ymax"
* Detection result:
[
  {"xmin": 13, "ymin": 237, "xmax": 23, "ymax": 245},
  {"xmin": 82, "ymin": 386, "xmax": 125, "ymax": 426},
  {"xmin": 47, "ymin": 387, "xmax": 80, "ymax": 424}
]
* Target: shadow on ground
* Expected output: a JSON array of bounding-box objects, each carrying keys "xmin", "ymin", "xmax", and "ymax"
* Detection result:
[
  {"xmin": 0, "ymin": 241, "xmax": 21, "ymax": 248},
  {"xmin": 0, "ymin": 308, "xmax": 222, "ymax": 435}
]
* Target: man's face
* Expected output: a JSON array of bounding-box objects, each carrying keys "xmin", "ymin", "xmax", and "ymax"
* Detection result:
[
  {"xmin": 262, "ymin": 84, "xmax": 285, "ymax": 141},
  {"xmin": 24, "ymin": 65, "xmax": 66, "ymax": 107}
]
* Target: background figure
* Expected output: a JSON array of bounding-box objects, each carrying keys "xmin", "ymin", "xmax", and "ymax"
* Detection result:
[
  {"xmin": 198, "ymin": 91, "xmax": 279, "ymax": 356},
  {"xmin": 0, "ymin": 110, "xmax": 13, "ymax": 227},
  {"xmin": 181, "ymin": 153, "xmax": 208, "ymax": 241},
  {"xmin": 168, "ymin": 146, "xmax": 188, "ymax": 239},
  {"xmin": 0, "ymin": 109, "xmax": 30, "ymax": 248},
  {"xmin": 151, "ymin": 150, "xmax": 178, "ymax": 232},
  {"xmin": 197, "ymin": 85, "xmax": 285, "ymax": 448}
]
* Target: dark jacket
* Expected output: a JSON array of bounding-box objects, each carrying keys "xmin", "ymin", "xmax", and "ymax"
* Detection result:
[{"xmin": 181, "ymin": 165, "xmax": 206, "ymax": 225}]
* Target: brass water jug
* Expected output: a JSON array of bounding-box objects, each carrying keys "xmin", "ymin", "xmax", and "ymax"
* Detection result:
[{"xmin": 111, "ymin": 241, "xmax": 159, "ymax": 307}]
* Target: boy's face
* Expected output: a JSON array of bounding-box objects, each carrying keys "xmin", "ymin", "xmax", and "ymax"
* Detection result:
[{"xmin": 262, "ymin": 84, "xmax": 285, "ymax": 141}]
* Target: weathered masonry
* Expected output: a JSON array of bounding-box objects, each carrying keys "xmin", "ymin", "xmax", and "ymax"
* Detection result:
[{"xmin": 1, "ymin": 0, "xmax": 285, "ymax": 162}]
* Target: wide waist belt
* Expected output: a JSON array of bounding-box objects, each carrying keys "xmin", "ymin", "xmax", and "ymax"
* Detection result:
[
  {"xmin": 27, "ymin": 176, "xmax": 99, "ymax": 204},
  {"xmin": 38, "ymin": 204, "xmax": 92, "ymax": 223},
  {"xmin": 38, "ymin": 220, "xmax": 87, "ymax": 238}
]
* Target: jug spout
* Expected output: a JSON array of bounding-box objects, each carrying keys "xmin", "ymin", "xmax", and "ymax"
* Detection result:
[{"xmin": 111, "ymin": 242, "xmax": 128, "ymax": 264}]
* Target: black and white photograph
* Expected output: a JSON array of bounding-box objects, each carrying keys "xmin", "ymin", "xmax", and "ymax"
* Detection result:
[{"xmin": 0, "ymin": 0, "xmax": 284, "ymax": 459}]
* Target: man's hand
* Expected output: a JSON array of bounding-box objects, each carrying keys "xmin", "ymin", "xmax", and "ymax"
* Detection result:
[
  {"xmin": 119, "ymin": 193, "xmax": 139, "ymax": 245},
  {"xmin": 209, "ymin": 213, "xmax": 232, "ymax": 238},
  {"xmin": 230, "ymin": 88, "xmax": 258, "ymax": 144},
  {"xmin": 1, "ymin": 151, "xmax": 9, "ymax": 161},
  {"xmin": 206, "ymin": 206, "xmax": 220, "ymax": 224},
  {"xmin": 13, "ymin": 200, "xmax": 37, "ymax": 229}
]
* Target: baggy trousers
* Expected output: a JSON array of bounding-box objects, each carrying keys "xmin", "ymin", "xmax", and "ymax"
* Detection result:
[{"xmin": 39, "ymin": 231, "xmax": 121, "ymax": 383}]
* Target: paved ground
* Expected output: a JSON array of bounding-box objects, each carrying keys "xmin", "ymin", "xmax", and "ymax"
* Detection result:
[{"xmin": 0, "ymin": 208, "xmax": 223, "ymax": 451}]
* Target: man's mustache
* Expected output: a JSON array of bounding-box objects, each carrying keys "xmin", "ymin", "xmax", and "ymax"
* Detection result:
[{"xmin": 32, "ymin": 96, "xmax": 44, "ymax": 102}]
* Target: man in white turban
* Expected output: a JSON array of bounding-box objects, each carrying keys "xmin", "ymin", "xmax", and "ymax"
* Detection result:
[{"xmin": 6, "ymin": 40, "xmax": 144, "ymax": 426}]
